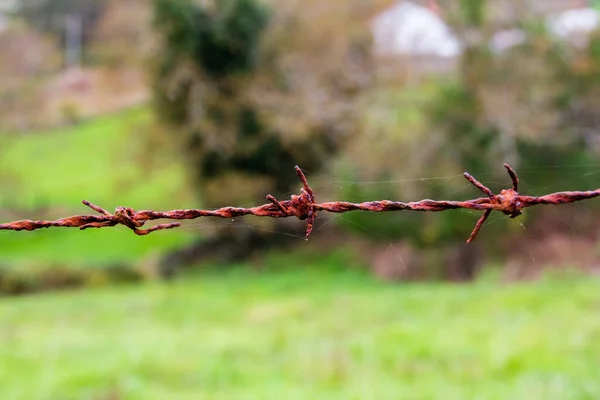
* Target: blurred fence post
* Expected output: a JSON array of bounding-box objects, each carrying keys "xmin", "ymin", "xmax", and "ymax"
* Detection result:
[{"xmin": 64, "ymin": 13, "xmax": 82, "ymax": 68}]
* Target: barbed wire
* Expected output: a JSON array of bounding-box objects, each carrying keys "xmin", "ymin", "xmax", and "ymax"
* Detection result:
[{"xmin": 1, "ymin": 164, "xmax": 599, "ymax": 243}]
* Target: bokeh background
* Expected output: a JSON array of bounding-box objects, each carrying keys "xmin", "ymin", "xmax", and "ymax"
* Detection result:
[{"xmin": 2, "ymin": 0, "xmax": 600, "ymax": 398}]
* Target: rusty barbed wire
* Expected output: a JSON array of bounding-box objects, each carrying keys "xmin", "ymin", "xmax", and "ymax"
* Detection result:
[{"xmin": 1, "ymin": 164, "xmax": 599, "ymax": 243}]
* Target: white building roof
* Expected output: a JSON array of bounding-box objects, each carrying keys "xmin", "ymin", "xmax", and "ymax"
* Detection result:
[
  {"xmin": 371, "ymin": 1, "xmax": 461, "ymax": 58},
  {"xmin": 548, "ymin": 7, "xmax": 599, "ymax": 38}
]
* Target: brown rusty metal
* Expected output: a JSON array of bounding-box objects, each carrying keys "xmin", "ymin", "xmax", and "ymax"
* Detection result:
[{"xmin": 1, "ymin": 164, "xmax": 599, "ymax": 243}]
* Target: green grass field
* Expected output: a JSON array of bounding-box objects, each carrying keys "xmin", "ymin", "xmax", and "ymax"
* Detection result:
[
  {"xmin": 0, "ymin": 108, "xmax": 195, "ymax": 265},
  {"xmin": 0, "ymin": 254, "xmax": 599, "ymax": 400}
]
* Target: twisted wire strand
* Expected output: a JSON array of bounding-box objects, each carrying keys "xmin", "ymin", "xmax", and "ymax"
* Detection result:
[{"xmin": 2, "ymin": 164, "xmax": 599, "ymax": 243}]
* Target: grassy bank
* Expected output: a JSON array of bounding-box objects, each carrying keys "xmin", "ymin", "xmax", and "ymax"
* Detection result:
[
  {"xmin": 0, "ymin": 258, "xmax": 599, "ymax": 399},
  {"xmin": 0, "ymin": 108, "xmax": 195, "ymax": 265}
]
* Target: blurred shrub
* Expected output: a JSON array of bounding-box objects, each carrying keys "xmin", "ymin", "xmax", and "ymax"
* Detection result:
[
  {"xmin": 59, "ymin": 100, "xmax": 83, "ymax": 124},
  {"xmin": 0, "ymin": 262, "xmax": 145, "ymax": 296}
]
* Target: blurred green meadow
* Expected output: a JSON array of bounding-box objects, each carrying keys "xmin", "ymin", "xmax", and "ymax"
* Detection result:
[
  {"xmin": 0, "ymin": 108, "xmax": 194, "ymax": 266},
  {"xmin": 1, "ymin": 256, "xmax": 599, "ymax": 400}
]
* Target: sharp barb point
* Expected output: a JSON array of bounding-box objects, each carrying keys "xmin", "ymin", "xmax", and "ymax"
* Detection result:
[
  {"xmin": 83, "ymin": 200, "xmax": 110, "ymax": 216},
  {"xmin": 467, "ymin": 209, "xmax": 492, "ymax": 243},
  {"xmin": 503, "ymin": 163, "xmax": 519, "ymax": 192},
  {"xmin": 464, "ymin": 172, "xmax": 495, "ymax": 198}
]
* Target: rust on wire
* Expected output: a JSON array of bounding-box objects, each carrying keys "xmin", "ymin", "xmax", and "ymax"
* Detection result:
[{"xmin": 1, "ymin": 164, "xmax": 599, "ymax": 243}]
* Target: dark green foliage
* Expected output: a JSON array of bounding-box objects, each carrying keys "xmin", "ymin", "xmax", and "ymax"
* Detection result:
[
  {"xmin": 193, "ymin": 0, "xmax": 268, "ymax": 77},
  {"xmin": 153, "ymin": 0, "xmax": 268, "ymax": 77},
  {"xmin": 429, "ymin": 83, "xmax": 498, "ymax": 174},
  {"xmin": 153, "ymin": 0, "xmax": 198, "ymax": 57}
]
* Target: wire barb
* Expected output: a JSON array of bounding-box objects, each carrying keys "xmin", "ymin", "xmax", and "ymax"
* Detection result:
[
  {"xmin": 464, "ymin": 172, "xmax": 495, "ymax": 199},
  {"xmin": 1, "ymin": 164, "xmax": 599, "ymax": 243},
  {"xmin": 504, "ymin": 163, "xmax": 519, "ymax": 192}
]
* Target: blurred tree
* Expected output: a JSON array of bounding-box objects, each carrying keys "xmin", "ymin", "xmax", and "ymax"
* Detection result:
[
  {"xmin": 152, "ymin": 0, "xmax": 373, "ymax": 270},
  {"xmin": 336, "ymin": 0, "xmax": 600, "ymax": 280},
  {"xmin": 423, "ymin": 0, "xmax": 600, "ymax": 277},
  {"xmin": 431, "ymin": 0, "xmax": 600, "ymax": 189}
]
